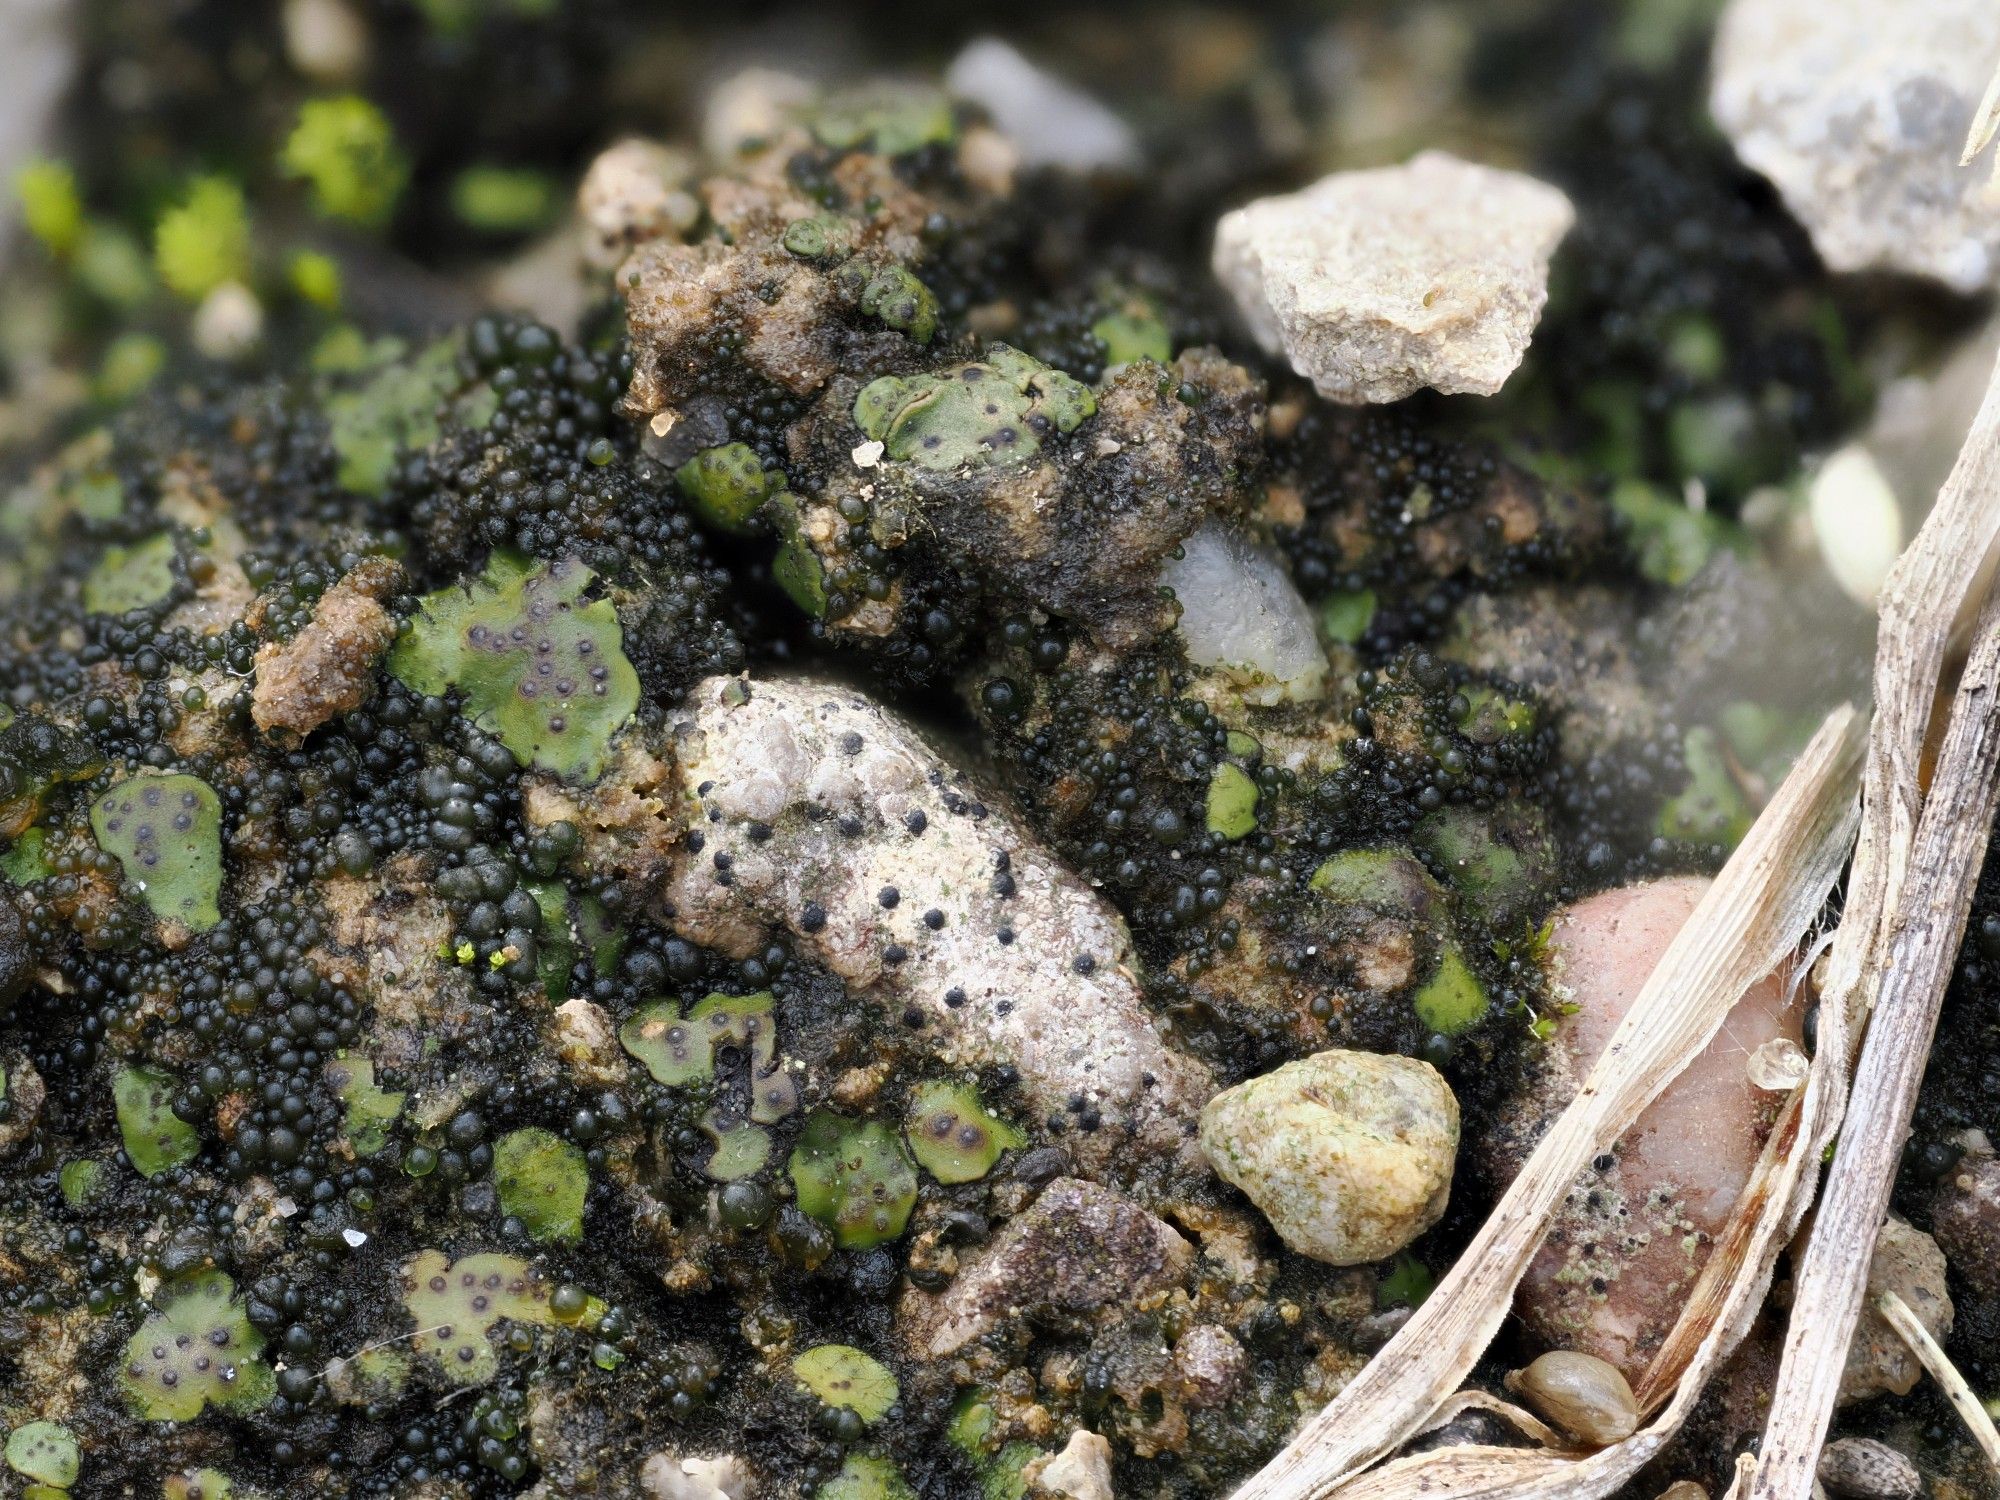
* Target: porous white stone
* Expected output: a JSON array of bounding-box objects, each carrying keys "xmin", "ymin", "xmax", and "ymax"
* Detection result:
[
  {"xmin": 1212, "ymin": 150, "xmax": 1573, "ymax": 403},
  {"xmin": 1711, "ymin": 0, "xmax": 2000, "ymax": 293}
]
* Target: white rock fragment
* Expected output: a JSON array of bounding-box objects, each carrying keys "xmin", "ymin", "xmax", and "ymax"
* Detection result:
[
  {"xmin": 1746, "ymin": 1036, "xmax": 1810, "ymax": 1091},
  {"xmin": 701, "ymin": 67, "xmax": 813, "ymax": 160},
  {"xmin": 1198, "ymin": 1048, "xmax": 1459, "ymax": 1265},
  {"xmin": 945, "ymin": 38, "xmax": 1140, "ymax": 173},
  {"xmin": 577, "ymin": 137, "xmax": 701, "ymax": 272},
  {"xmin": 190, "ymin": 282, "xmax": 265, "ymax": 361},
  {"xmin": 1808, "ymin": 445, "xmax": 1903, "ymax": 607},
  {"xmin": 1162, "ymin": 522, "xmax": 1327, "ymax": 705},
  {"xmin": 282, "ymin": 0, "xmax": 367, "ymax": 81},
  {"xmin": 1710, "ymin": 0, "xmax": 2000, "ymax": 292},
  {"xmin": 640, "ymin": 1453, "xmax": 752, "ymax": 1500},
  {"xmin": 1027, "ymin": 1429, "xmax": 1117, "ymax": 1500},
  {"xmin": 1212, "ymin": 151, "xmax": 1574, "ymax": 403}
]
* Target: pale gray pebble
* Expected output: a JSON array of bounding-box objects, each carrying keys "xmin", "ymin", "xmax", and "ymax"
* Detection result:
[{"xmin": 1817, "ymin": 1437, "xmax": 1922, "ymax": 1500}]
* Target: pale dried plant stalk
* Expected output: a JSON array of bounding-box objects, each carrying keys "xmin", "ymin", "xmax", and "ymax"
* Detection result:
[
  {"xmin": 1230, "ymin": 706, "xmax": 1863, "ymax": 1500},
  {"xmin": 1875, "ymin": 1290, "xmax": 2000, "ymax": 1471},
  {"xmin": 1963, "ymin": 51, "xmax": 2000, "ymax": 182},
  {"xmin": 1745, "ymin": 355, "xmax": 2000, "ymax": 1500},
  {"xmin": 1233, "ymin": 316, "xmax": 2000, "ymax": 1500}
]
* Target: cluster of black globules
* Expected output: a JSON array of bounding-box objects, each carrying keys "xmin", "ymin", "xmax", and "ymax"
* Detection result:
[
  {"xmin": 971, "ymin": 633, "xmax": 1262, "ymax": 936},
  {"xmin": 1272, "ymin": 403, "xmax": 1614, "ymax": 656},
  {"xmin": 411, "ymin": 320, "xmax": 747, "ymax": 697},
  {"xmin": 1519, "ymin": 51, "xmax": 1875, "ymax": 508}
]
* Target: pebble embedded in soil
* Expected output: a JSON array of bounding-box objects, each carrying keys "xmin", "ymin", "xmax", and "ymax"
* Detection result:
[
  {"xmin": 1838, "ymin": 1215, "xmax": 1952, "ymax": 1404},
  {"xmin": 1929, "ymin": 1141, "xmax": 2000, "ymax": 1299},
  {"xmin": 1211, "ymin": 150, "xmax": 1573, "ymax": 403},
  {"xmin": 1816, "ymin": 1437, "xmax": 1923, "ymax": 1500},
  {"xmin": 1197, "ymin": 1047, "xmax": 1458, "ymax": 1265},
  {"xmin": 1161, "ymin": 521, "xmax": 1328, "ymax": 706},
  {"xmin": 1026, "ymin": 1429, "xmax": 1117, "ymax": 1500}
]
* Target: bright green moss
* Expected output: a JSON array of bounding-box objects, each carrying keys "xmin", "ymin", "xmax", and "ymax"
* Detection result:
[
  {"xmin": 1413, "ymin": 946, "xmax": 1490, "ymax": 1036},
  {"xmin": 288, "ymin": 250, "xmax": 343, "ymax": 311},
  {"xmin": 528, "ymin": 880, "xmax": 575, "ymax": 1000},
  {"xmin": 1454, "ymin": 684, "xmax": 1536, "ymax": 743},
  {"xmin": 450, "ymin": 165, "xmax": 557, "ymax": 233},
  {"xmin": 701, "ymin": 1117, "xmax": 772, "ymax": 1181},
  {"xmin": 327, "ymin": 1053, "xmax": 404, "ymax": 1156},
  {"xmin": 789, "ymin": 1111, "xmax": 918, "ymax": 1249},
  {"xmin": 75, "ymin": 227, "xmax": 153, "ymax": 308},
  {"xmin": 621, "ymin": 992, "xmax": 795, "ymax": 1180},
  {"xmin": 325, "ymin": 336, "xmax": 461, "ymax": 495},
  {"xmin": 121, "ymin": 1272, "xmax": 273, "ymax": 1422},
  {"xmin": 982, "ymin": 1446, "xmax": 1041, "ymax": 1500},
  {"xmin": 95, "ymin": 333, "xmax": 167, "ymax": 402},
  {"xmin": 782, "ymin": 215, "xmax": 854, "ymax": 262},
  {"xmin": 1658, "ymin": 725, "xmax": 1752, "ymax": 846},
  {"xmin": 154, "ymin": 177, "xmax": 251, "ymax": 299},
  {"xmin": 675, "ymin": 444, "xmax": 773, "ymax": 533},
  {"xmin": 947, "ymin": 1391, "xmax": 997, "ymax": 1454},
  {"xmin": 281, "ymin": 97, "xmax": 408, "ymax": 228},
  {"xmin": 947, "ymin": 1397, "xmax": 1042, "ymax": 1500},
  {"xmin": 793, "ymin": 1344, "xmax": 899, "ymax": 1423},
  {"xmin": 2, "ymin": 827, "xmax": 51, "ymax": 886},
  {"xmin": 904, "ymin": 1081, "xmax": 1024, "ymax": 1184},
  {"xmin": 5, "ymin": 1421, "xmax": 78, "ymax": 1488},
  {"xmin": 620, "ymin": 992, "xmax": 779, "ymax": 1098},
  {"xmin": 15, "ymin": 160, "xmax": 83, "ymax": 258},
  {"xmin": 335, "ymin": 1348, "xmax": 410, "ymax": 1404},
  {"xmin": 90, "ymin": 774, "xmax": 224, "ymax": 933},
  {"xmin": 771, "ymin": 496, "xmax": 828, "ymax": 618},
  {"xmin": 114, "ymin": 1065, "xmax": 200, "ymax": 1178},
  {"xmin": 855, "ymin": 346, "xmax": 1095, "ymax": 472},
  {"xmin": 389, "ymin": 550, "xmax": 640, "ymax": 782},
  {"xmin": 58, "ymin": 1158, "xmax": 106, "ymax": 1208},
  {"xmin": 1318, "ymin": 588, "xmax": 1377, "ymax": 645},
  {"xmin": 1091, "ymin": 297, "xmax": 1171, "ymax": 368},
  {"xmin": 1610, "ymin": 478, "xmax": 1739, "ymax": 587},
  {"xmin": 1205, "ymin": 762, "xmax": 1259, "ymax": 840},
  {"xmin": 1309, "ymin": 847, "xmax": 1421, "ymax": 905},
  {"xmin": 492, "ymin": 1126, "xmax": 588, "ymax": 1242},
  {"xmin": 1377, "ymin": 1251, "xmax": 1434, "ymax": 1310},
  {"xmin": 82, "ymin": 533, "xmax": 177, "ymax": 615},
  {"xmin": 1413, "ymin": 804, "xmax": 1551, "ymax": 925}
]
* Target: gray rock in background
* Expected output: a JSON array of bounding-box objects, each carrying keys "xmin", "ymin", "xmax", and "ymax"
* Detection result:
[
  {"xmin": 1711, "ymin": 0, "xmax": 2000, "ymax": 293},
  {"xmin": 945, "ymin": 38, "xmax": 1139, "ymax": 174}
]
